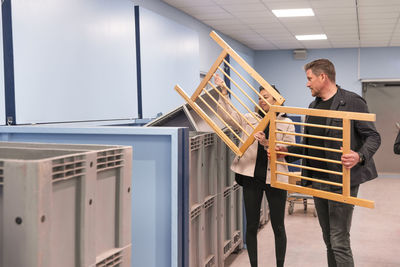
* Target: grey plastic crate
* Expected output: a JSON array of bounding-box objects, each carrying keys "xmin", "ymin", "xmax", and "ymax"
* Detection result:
[
  {"xmin": 189, "ymin": 203, "xmax": 202, "ymax": 267},
  {"xmin": 0, "ymin": 143, "xmax": 132, "ymax": 267},
  {"xmin": 222, "ymin": 186, "xmax": 233, "ymax": 260},
  {"xmin": 203, "ymin": 195, "xmax": 218, "ymax": 267},
  {"xmin": 232, "ymin": 183, "xmax": 243, "ymax": 251},
  {"xmin": 202, "ymin": 133, "xmax": 217, "ymax": 199},
  {"xmin": 190, "ymin": 135, "xmax": 203, "ymax": 208}
]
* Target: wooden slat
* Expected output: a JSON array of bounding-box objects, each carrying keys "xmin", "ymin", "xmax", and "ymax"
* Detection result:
[
  {"xmin": 239, "ymin": 111, "xmax": 271, "ymax": 155},
  {"xmin": 272, "ymin": 181, "xmax": 374, "ymax": 208},
  {"xmin": 275, "ymin": 140, "xmax": 343, "ymax": 153},
  {"xmin": 276, "ymin": 171, "xmax": 343, "ymax": 187},
  {"xmin": 342, "ymin": 118, "xmax": 351, "ymax": 197},
  {"xmin": 277, "ymin": 151, "xmax": 342, "ymax": 164},
  {"xmin": 175, "ymin": 85, "xmax": 242, "ymax": 156},
  {"xmin": 270, "ymin": 105, "xmax": 375, "ymax": 121},
  {"xmin": 208, "ymin": 81, "xmax": 256, "ymax": 130},
  {"xmin": 277, "ymin": 161, "xmax": 343, "ymax": 176},
  {"xmin": 269, "ymin": 111, "xmax": 278, "ymax": 186},
  {"xmin": 209, "ymin": 31, "xmax": 285, "ymax": 105},
  {"xmin": 222, "ymin": 58, "xmax": 271, "ymax": 107},
  {"xmin": 202, "ymin": 89, "xmax": 250, "ymax": 137},
  {"xmin": 198, "ymin": 94, "xmax": 245, "ymax": 144},
  {"xmin": 192, "ymin": 50, "xmax": 228, "ymax": 101},
  {"xmin": 275, "ymin": 130, "xmax": 343, "ymax": 142},
  {"xmin": 217, "ymin": 66, "xmax": 266, "ymax": 115},
  {"xmin": 277, "ymin": 120, "xmax": 343, "ymax": 131},
  {"xmin": 213, "ymin": 78, "xmax": 261, "ymax": 122}
]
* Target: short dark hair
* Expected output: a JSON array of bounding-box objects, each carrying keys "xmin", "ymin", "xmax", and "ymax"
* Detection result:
[{"xmin": 304, "ymin": 58, "xmax": 336, "ymax": 82}]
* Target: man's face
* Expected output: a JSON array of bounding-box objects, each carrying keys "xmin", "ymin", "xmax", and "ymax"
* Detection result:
[{"xmin": 306, "ymin": 69, "xmax": 323, "ymax": 97}]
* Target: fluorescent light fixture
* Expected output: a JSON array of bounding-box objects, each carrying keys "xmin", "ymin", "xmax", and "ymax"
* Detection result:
[
  {"xmin": 272, "ymin": 8, "xmax": 314, "ymax": 17},
  {"xmin": 296, "ymin": 34, "xmax": 327, "ymax": 40}
]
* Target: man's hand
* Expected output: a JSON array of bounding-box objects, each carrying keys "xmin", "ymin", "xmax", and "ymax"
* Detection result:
[
  {"xmin": 214, "ymin": 74, "xmax": 228, "ymax": 95},
  {"xmin": 254, "ymin": 131, "xmax": 268, "ymax": 147},
  {"xmin": 267, "ymin": 146, "xmax": 288, "ymax": 159},
  {"xmin": 341, "ymin": 150, "xmax": 360, "ymax": 169}
]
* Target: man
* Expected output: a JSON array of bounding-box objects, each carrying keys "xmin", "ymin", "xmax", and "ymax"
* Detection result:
[
  {"xmin": 275, "ymin": 59, "xmax": 381, "ymax": 267},
  {"xmin": 394, "ymin": 123, "xmax": 400, "ymax": 154}
]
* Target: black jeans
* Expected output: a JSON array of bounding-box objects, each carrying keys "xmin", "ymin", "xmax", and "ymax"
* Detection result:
[
  {"xmin": 239, "ymin": 174, "xmax": 287, "ymax": 267},
  {"xmin": 313, "ymin": 185, "xmax": 359, "ymax": 267}
]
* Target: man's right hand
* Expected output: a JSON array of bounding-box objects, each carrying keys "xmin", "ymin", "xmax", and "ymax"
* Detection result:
[{"xmin": 267, "ymin": 146, "xmax": 288, "ymax": 159}]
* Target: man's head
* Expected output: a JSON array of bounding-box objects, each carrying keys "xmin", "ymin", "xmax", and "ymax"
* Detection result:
[{"xmin": 304, "ymin": 59, "xmax": 336, "ymax": 98}]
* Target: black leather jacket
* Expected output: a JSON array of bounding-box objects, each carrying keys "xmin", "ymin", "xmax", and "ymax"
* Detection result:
[
  {"xmin": 286, "ymin": 86, "xmax": 381, "ymax": 187},
  {"xmin": 394, "ymin": 130, "xmax": 400, "ymax": 154}
]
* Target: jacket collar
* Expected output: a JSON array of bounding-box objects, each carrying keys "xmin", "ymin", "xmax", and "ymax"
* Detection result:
[{"xmin": 325, "ymin": 85, "xmax": 345, "ymax": 134}]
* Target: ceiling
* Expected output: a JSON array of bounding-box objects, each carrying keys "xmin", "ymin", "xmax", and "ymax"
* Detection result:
[{"xmin": 162, "ymin": 0, "xmax": 400, "ymax": 50}]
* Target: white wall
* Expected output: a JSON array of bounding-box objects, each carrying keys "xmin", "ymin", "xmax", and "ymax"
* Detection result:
[
  {"xmin": 139, "ymin": 7, "xmax": 200, "ymax": 118},
  {"xmin": 0, "ymin": 9, "xmax": 5, "ymax": 125},
  {"xmin": 255, "ymin": 48, "xmax": 388, "ymax": 108},
  {"xmin": 132, "ymin": 0, "xmax": 255, "ymax": 74},
  {"xmin": 12, "ymin": 0, "xmax": 137, "ymax": 123}
]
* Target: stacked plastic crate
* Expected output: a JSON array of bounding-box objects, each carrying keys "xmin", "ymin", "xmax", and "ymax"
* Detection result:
[
  {"xmin": 0, "ymin": 142, "xmax": 132, "ymax": 267},
  {"xmin": 146, "ymin": 90, "xmax": 244, "ymax": 267},
  {"xmin": 189, "ymin": 133, "xmax": 219, "ymax": 267}
]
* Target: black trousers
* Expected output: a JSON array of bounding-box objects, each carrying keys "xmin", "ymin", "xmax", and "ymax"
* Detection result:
[
  {"xmin": 313, "ymin": 184, "xmax": 359, "ymax": 267},
  {"xmin": 237, "ymin": 173, "xmax": 287, "ymax": 267}
]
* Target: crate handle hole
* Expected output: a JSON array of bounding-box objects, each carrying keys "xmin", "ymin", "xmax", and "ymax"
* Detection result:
[{"xmin": 15, "ymin": 217, "xmax": 23, "ymax": 225}]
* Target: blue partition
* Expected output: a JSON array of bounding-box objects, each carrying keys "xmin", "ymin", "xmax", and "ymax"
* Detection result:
[{"xmin": 0, "ymin": 125, "xmax": 189, "ymax": 267}]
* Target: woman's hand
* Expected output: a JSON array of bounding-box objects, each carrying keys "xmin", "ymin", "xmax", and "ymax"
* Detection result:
[
  {"xmin": 254, "ymin": 131, "xmax": 268, "ymax": 147},
  {"xmin": 214, "ymin": 74, "xmax": 228, "ymax": 95}
]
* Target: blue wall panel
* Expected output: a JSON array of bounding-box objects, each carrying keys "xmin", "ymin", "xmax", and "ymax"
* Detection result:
[
  {"xmin": 360, "ymin": 47, "xmax": 400, "ymax": 79},
  {"xmin": 0, "ymin": 8, "xmax": 5, "ymax": 125},
  {"xmin": 11, "ymin": 0, "xmax": 137, "ymax": 123},
  {"xmin": 140, "ymin": 7, "xmax": 199, "ymax": 118},
  {"xmin": 0, "ymin": 126, "xmax": 189, "ymax": 267}
]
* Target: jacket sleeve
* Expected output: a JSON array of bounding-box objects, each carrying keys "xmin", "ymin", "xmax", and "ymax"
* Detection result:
[
  {"xmin": 352, "ymin": 96, "xmax": 381, "ymax": 162},
  {"xmin": 394, "ymin": 130, "xmax": 400, "ymax": 154}
]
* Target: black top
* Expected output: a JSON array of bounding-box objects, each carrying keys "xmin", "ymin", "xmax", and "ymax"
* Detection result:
[
  {"xmin": 306, "ymin": 95, "xmax": 335, "ymax": 178},
  {"xmin": 253, "ymin": 122, "xmax": 270, "ymax": 180}
]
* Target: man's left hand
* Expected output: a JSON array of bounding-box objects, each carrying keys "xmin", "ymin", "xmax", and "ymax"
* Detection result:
[{"xmin": 341, "ymin": 150, "xmax": 360, "ymax": 169}]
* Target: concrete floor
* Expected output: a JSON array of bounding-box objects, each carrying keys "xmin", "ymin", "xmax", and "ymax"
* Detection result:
[{"xmin": 226, "ymin": 176, "xmax": 400, "ymax": 267}]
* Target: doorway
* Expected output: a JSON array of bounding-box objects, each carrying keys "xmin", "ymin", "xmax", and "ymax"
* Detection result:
[{"xmin": 363, "ymin": 82, "xmax": 400, "ymax": 175}]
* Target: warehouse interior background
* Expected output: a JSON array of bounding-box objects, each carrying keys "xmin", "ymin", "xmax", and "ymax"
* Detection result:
[{"xmin": 0, "ymin": 0, "xmax": 399, "ymax": 267}]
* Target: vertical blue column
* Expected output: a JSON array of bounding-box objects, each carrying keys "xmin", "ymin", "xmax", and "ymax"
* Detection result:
[
  {"xmin": 134, "ymin": 6, "xmax": 143, "ymax": 119},
  {"xmin": 2, "ymin": 0, "xmax": 16, "ymax": 125},
  {"xmin": 223, "ymin": 55, "xmax": 230, "ymax": 96}
]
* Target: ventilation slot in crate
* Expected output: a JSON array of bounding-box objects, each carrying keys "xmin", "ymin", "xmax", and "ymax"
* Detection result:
[
  {"xmin": 97, "ymin": 149, "xmax": 124, "ymax": 171},
  {"xmin": 233, "ymin": 183, "xmax": 240, "ymax": 192},
  {"xmin": 223, "ymin": 240, "xmax": 232, "ymax": 255},
  {"xmin": 204, "ymin": 196, "xmax": 215, "ymax": 210},
  {"xmin": 233, "ymin": 230, "xmax": 241, "ymax": 244},
  {"xmin": 203, "ymin": 134, "xmax": 215, "ymax": 147},
  {"xmin": 52, "ymin": 156, "xmax": 86, "ymax": 180},
  {"xmin": 96, "ymin": 251, "xmax": 123, "ymax": 267},
  {"xmin": 204, "ymin": 255, "xmax": 215, "ymax": 267},
  {"xmin": 191, "ymin": 136, "xmax": 201, "ymax": 151},
  {"xmin": 190, "ymin": 204, "xmax": 202, "ymax": 220}
]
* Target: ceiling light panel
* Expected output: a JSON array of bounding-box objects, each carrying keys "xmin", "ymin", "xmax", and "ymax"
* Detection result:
[
  {"xmin": 272, "ymin": 8, "xmax": 314, "ymax": 17},
  {"xmin": 296, "ymin": 34, "xmax": 327, "ymax": 40}
]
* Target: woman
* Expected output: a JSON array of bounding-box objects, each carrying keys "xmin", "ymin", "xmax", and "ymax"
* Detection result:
[{"xmin": 215, "ymin": 74, "xmax": 295, "ymax": 267}]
